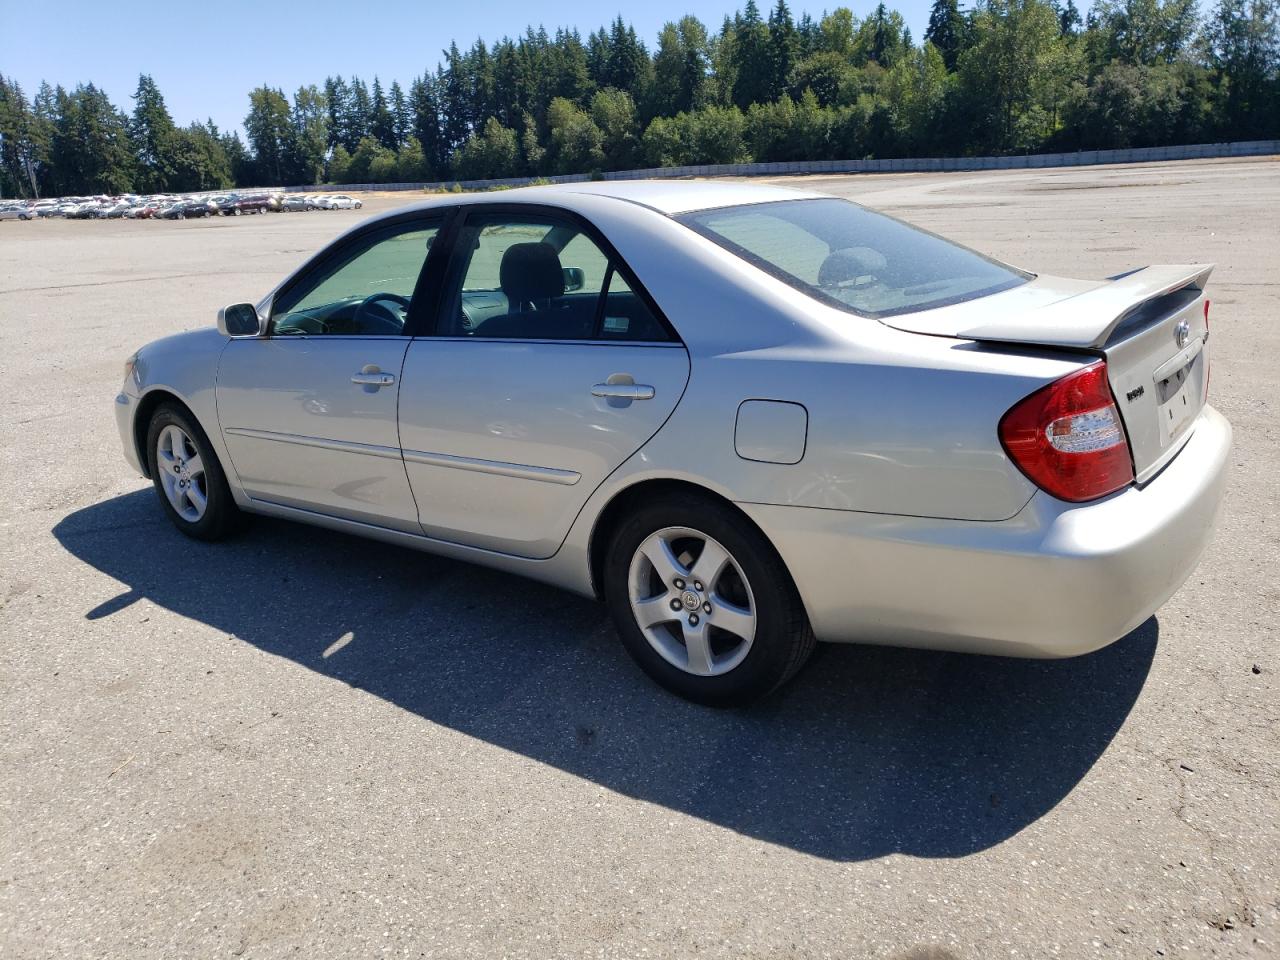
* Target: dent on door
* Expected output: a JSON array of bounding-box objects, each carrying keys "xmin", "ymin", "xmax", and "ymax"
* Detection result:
[{"xmin": 397, "ymin": 340, "xmax": 690, "ymax": 558}]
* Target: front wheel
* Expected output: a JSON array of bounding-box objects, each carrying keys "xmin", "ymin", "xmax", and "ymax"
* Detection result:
[
  {"xmin": 604, "ymin": 493, "xmax": 815, "ymax": 706},
  {"xmin": 145, "ymin": 404, "xmax": 240, "ymax": 541}
]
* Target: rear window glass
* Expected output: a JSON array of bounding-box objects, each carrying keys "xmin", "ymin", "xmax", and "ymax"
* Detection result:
[{"xmin": 678, "ymin": 198, "xmax": 1030, "ymax": 318}]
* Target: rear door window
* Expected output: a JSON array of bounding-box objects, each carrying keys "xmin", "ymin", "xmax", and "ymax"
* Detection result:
[{"xmin": 436, "ymin": 211, "xmax": 670, "ymax": 342}]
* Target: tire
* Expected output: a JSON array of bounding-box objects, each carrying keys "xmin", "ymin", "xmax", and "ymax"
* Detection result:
[
  {"xmin": 603, "ymin": 492, "xmax": 816, "ymax": 706},
  {"xmin": 145, "ymin": 403, "xmax": 241, "ymax": 541}
]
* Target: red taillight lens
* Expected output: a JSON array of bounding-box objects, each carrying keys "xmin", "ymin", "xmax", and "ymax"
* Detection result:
[{"xmin": 999, "ymin": 361, "xmax": 1134, "ymax": 503}]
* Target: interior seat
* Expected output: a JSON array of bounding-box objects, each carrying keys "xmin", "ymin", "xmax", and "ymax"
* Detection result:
[
  {"xmin": 473, "ymin": 241, "xmax": 593, "ymax": 339},
  {"xmin": 818, "ymin": 246, "xmax": 888, "ymax": 289}
]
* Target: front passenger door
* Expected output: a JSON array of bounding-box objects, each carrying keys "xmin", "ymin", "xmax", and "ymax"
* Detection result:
[{"xmin": 216, "ymin": 217, "xmax": 443, "ymax": 531}]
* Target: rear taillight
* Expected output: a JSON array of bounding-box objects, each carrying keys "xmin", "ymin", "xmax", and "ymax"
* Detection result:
[{"xmin": 999, "ymin": 361, "xmax": 1134, "ymax": 503}]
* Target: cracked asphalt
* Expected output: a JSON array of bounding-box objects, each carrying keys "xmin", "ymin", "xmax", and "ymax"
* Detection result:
[{"xmin": 1, "ymin": 158, "xmax": 1277, "ymax": 958}]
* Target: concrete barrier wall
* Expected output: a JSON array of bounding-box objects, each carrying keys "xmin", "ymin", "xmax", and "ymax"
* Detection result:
[{"xmin": 283, "ymin": 140, "xmax": 1280, "ymax": 194}]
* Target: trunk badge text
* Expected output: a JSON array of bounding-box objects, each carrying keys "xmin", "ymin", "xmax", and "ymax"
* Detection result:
[{"xmin": 1126, "ymin": 385, "xmax": 1145, "ymax": 403}]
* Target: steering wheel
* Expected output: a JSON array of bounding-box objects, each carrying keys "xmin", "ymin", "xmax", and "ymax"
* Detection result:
[{"xmin": 352, "ymin": 292, "xmax": 411, "ymax": 334}]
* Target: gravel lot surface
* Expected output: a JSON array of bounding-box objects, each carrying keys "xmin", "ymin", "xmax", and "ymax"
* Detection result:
[{"xmin": 1, "ymin": 158, "xmax": 1276, "ymax": 959}]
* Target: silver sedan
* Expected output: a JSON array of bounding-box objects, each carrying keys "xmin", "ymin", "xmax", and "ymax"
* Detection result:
[{"xmin": 114, "ymin": 181, "xmax": 1230, "ymax": 704}]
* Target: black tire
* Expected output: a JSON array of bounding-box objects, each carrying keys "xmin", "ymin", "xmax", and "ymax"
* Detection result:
[
  {"xmin": 604, "ymin": 492, "xmax": 816, "ymax": 707},
  {"xmin": 145, "ymin": 403, "xmax": 241, "ymax": 541}
]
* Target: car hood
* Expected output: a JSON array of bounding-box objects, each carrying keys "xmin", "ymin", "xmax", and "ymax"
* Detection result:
[{"xmin": 878, "ymin": 265, "xmax": 1214, "ymax": 350}]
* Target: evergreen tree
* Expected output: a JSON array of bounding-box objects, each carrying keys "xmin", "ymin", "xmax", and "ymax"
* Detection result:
[
  {"xmin": 389, "ymin": 81, "xmax": 410, "ymax": 147},
  {"xmin": 492, "ymin": 40, "xmax": 523, "ymax": 127},
  {"xmin": 733, "ymin": 1, "xmax": 774, "ymax": 107},
  {"xmin": 347, "ymin": 77, "xmax": 373, "ymax": 146},
  {"xmin": 768, "ymin": 1, "xmax": 800, "ymax": 102},
  {"xmin": 220, "ymin": 129, "xmax": 253, "ymax": 186},
  {"xmin": 467, "ymin": 38, "xmax": 496, "ymax": 130},
  {"xmin": 370, "ymin": 77, "xmax": 396, "ymax": 149},
  {"xmin": 323, "ymin": 76, "xmax": 352, "ymax": 149},
  {"xmin": 1058, "ymin": 0, "xmax": 1084, "ymax": 35},
  {"xmin": 0, "ymin": 75, "xmax": 37, "ymax": 196},
  {"xmin": 408, "ymin": 73, "xmax": 445, "ymax": 176},
  {"xmin": 28, "ymin": 81, "xmax": 57, "ymax": 195},
  {"xmin": 49, "ymin": 84, "xmax": 136, "ymax": 194},
  {"xmin": 129, "ymin": 74, "xmax": 177, "ymax": 191},
  {"xmin": 926, "ymin": 0, "xmax": 966, "ymax": 69},
  {"xmin": 440, "ymin": 43, "xmax": 471, "ymax": 150}
]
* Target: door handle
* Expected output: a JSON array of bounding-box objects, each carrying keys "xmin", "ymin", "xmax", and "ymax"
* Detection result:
[
  {"xmin": 591, "ymin": 383, "xmax": 655, "ymax": 400},
  {"xmin": 352, "ymin": 372, "xmax": 396, "ymax": 387}
]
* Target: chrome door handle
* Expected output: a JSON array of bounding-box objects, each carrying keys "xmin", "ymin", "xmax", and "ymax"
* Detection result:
[
  {"xmin": 352, "ymin": 372, "xmax": 396, "ymax": 386},
  {"xmin": 591, "ymin": 383, "xmax": 655, "ymax": 400}
]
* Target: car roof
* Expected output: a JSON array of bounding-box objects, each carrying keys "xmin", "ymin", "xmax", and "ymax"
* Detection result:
[
  {"xmin": 396, "ymin": 179, "xmax": 823, "ymax": 219},
  {"xmin": 549, "ymin": 178, "xmax": 820, "ymax": 214}
]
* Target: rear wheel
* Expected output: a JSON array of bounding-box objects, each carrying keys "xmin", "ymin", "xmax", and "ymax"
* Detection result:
[
  {"xmin": 604, "ymin": 493, "xmax": 815, "ymax": 706},
  {"xmin": 145, "ymin": 404, "xmax": 240, "ymax": 541}
]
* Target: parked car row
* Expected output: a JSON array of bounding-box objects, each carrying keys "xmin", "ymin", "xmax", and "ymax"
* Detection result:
[{"xmin": 0, "ymin": 191, "xmax": 363, "ymax": 223}]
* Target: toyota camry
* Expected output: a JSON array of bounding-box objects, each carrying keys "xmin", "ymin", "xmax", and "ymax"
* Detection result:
[{"xmin": 115, "ymin": 181, "xmax": 1231, "ymax": 705}]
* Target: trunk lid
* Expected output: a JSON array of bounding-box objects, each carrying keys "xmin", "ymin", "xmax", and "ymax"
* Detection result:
[{"xmin": 881, "ymin": 265, "xmax": 1213, "ymax": 481}]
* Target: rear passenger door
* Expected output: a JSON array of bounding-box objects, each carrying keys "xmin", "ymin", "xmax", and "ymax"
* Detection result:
[{"xmin": 397, "ymin": 207, "xmax": 689, "ymax": 559}]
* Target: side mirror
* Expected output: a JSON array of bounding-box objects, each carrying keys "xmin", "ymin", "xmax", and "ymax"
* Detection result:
[
  {"xmin": 217, "ymin": 302, "xmax": 262, "ymax": 338},
  {"xmin": 562, "ymin": 267, "xmax": 585, "ymax": 293}
]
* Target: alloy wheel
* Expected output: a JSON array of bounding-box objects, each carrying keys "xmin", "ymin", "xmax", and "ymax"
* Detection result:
[
  {"xmin": 627, "ymin": 526, "xmax": 757, "ymax": 677},
  {"xmin": 155, "ymin": 424, "xmax": 208, "ymax": 522}
]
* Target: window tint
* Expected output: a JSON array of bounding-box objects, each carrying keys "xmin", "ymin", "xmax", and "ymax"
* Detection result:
[
  {"xmin": 598, "ymin": 269, "xmax": 668, "ymax": 342},
  {"xmin": 441, "ymin": 213, "xmax": 669, "ymax": 342},
  {"xmin": 679, "ymin": 198, "xmax": 1030, "ymax": 318},
  {"xmin": 272, "ymin": 221, "xmax": 440, "ymax": 336}
]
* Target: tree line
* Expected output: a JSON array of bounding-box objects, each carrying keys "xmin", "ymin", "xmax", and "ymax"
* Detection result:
[{"xmin": 1, "ymin": 0, "xmax": 1277, "ymax": 197}]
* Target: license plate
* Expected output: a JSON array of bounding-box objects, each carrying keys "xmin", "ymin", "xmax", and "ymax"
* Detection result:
[{"xmin": 1156, "ymin": 360, "xmax": 1196, "ymax": 445}]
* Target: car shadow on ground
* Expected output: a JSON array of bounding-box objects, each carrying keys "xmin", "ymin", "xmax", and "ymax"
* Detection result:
[{"xmin": 54, "ymin": 490, "xmax": 1157, "ymax": 863}]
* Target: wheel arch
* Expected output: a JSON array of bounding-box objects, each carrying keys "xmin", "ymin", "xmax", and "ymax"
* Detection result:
[
  {"xmin": 132, "ymin": 389, "xmax": 201, "ymax": 479},
  {"xmin": 586, "ymin": 477, "xmax": 801, "ymax": 603}
]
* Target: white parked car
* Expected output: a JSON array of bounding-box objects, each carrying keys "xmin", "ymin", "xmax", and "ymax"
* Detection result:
[{"xmin": 114, "ymin": 181, "xmax": 1230, "ymax": 704}]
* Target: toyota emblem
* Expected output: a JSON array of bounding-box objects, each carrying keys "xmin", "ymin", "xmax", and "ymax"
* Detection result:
[{"xmin": 1175, "ymin": 319, "xmax": 1191, "ymax": 349}]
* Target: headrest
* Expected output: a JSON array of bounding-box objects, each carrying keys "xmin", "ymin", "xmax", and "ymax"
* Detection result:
[
  {"xmin": 818, "ymin": 246, "xmax": 888, "ymax": 287},
  {"xmin": 500, "ymin": 242, "xmax": 564, "ymax": 304}
]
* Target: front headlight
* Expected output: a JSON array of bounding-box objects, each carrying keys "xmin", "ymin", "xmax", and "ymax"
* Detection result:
[{"xmin": 123, "ymin": 351, "xmax": 139, "ymax": 385}]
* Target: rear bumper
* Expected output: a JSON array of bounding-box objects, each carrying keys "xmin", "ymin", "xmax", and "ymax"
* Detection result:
[{"xmin": 741, "ymin": 405, "xmax": 1231, "ymax": 658}]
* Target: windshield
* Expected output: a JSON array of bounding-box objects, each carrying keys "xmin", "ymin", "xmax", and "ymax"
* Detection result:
[{"xmin": 678, "ymin": 198, "xmax": 1030, "ymax": 318}]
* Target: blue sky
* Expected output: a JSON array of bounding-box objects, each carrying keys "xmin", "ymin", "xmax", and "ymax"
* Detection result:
[{"xmin": 3, "ymin": 0, "xmax": 938, "ymax": 137}]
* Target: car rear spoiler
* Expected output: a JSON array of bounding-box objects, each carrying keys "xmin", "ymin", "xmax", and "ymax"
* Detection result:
[{"xmin": 881, "ymin": 264, "xmax": 1214, "ymax": 350}]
